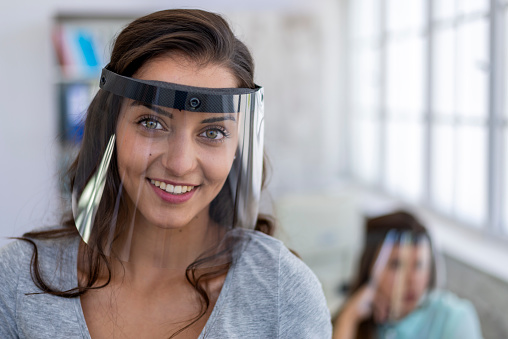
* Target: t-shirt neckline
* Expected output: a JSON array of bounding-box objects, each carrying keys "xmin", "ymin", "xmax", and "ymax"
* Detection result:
[{"xmin": 70, "ymin": 236, "xmax": 240, "ymax": 338}]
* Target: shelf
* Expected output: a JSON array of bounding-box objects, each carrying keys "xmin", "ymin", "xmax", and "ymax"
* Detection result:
[{"xmin": 52, "ymin": 13, "xmax": 134, "ymax": 145}]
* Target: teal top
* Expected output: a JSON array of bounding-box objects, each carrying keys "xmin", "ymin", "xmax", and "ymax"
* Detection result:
[{"xmin": 377, "ymin": 290, "xmax": 482, "ymax": 339}]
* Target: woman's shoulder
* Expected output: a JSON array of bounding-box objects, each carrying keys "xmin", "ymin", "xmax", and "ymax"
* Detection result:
[
  {"xmin": 240, "ymin": 229, "xmax": 322, "ymax": 281},
  {"xmin": 424, "ymin": 289, "xmax": 483, "ymax": 338},
  {"xmin": 0, "ymin": 238, "xmax": 35, "ymax": 279},
  {"xmin": 236, "ymin": 230, "xmax": 332, "ymax": 337},
  {"xmin": 211, "ymin": 230, "xmax": 331, "ymax": 338},
  {"xmin": 0, "ymin": 226, "xmax": 79, "ymax": 287},
  {"xmin": 240, "ymin": 230, "xmax": 309, "ymax": 275},
  {"xmin": 0, "ymin": 228, "xmax": 82, "ymax": 338},
  {"xmin": 0, "ymin": 240, "xmax": 35, "ymax": 338},
  {"xmin": 2, "ymin": 226, "xmax": 76, "ymax": 254},
  {"xmin": 426, "ymin": 289, "xmax": 477, "ymax": 314},
  {"xmin": 242, "ymin": 229, "xmax": 285, "ymax": 256}
]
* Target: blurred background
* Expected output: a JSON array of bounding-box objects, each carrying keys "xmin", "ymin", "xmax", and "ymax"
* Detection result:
[{"xmin": 1, "ymin": 0, "xmax": 508, "ymax": 337}]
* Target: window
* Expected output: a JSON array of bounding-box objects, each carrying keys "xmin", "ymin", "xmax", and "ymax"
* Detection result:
[{"xmin": 347, "ymin": 0, "xmax": 508, "ymax": 234}]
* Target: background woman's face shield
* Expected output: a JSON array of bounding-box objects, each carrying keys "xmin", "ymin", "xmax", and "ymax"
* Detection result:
[
  {"xmin": 368, "ymin": 231, "xmax": 433, "ymax": 322},
  {"xmin": 72, "ymin": 68, "xmax": 264, "ymax": 269}
]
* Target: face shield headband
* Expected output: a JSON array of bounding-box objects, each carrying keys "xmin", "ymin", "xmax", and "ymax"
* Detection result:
[{"xmin": 71, "ymin": 67, "xmax": 264, "ymax": 269}]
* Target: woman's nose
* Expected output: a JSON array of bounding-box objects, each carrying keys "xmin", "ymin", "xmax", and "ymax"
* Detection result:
[
  {"xmin": 405, "ymin": 268, "xmax": 420, "ymax": 285},
  {"xmin": 161, "ymin": 132, "xmax": 197, "ymax": 177}
]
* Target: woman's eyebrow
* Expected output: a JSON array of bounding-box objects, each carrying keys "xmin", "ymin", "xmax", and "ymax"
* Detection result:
[
  {"xmin": 131, "ymin": 101, "xmax": 174, "ymax": 118},
  {"xmin": 201, "ymin": 115, "xmax": 236, "ymax": 124}
]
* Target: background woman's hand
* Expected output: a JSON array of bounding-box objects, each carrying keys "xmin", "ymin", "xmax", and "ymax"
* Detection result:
[
  {"xmin": 333, "ymin": 284, "xmax": 377, "ymax": 339},
  {"xmin": 342, "ymin": 284, "xmax": 376, "ymax": 322},
  {"xmin": 371, "ymin": 287, "xmax": 391, "ymax": 324}
]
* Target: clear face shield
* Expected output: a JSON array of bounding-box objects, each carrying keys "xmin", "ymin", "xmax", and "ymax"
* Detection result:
[
  {"xmin": 71, "ymin": 67, "xmax": 264, "ymax": 270},
  {"xmin": 368, "ymin": 230, "xmax": 433, "ymax": 323}
]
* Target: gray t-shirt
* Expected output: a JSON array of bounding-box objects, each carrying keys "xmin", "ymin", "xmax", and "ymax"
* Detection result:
[{"xmin": 0, "ymin": 230, "xmax": 332, "ymax": 338}]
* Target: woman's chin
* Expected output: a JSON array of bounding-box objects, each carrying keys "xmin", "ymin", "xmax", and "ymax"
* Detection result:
[
  {"xmin": 147, "ymin": 213, "xmax": 208, "ymax": 231},
  {"xmin": 149, "ymin": 219, "xmax": 192, "ymax": 230},
  {"xmin": 399, "ymin": 304, "xmax": 418, "ymax": 319}
]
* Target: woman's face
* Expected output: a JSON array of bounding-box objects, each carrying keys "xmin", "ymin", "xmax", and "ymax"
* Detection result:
[
  {"xmin": 115, "ymin": 55, "xmax": 239, "ymax": 229},
  {"xmin": 375, "ymin": 241, "xmax": 432, "ymax": 320}
]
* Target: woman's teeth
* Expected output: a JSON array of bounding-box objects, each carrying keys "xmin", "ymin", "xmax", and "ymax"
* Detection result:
[{"xmin": 150, "ymin": 180, "xmax": 195, "ymax": 194}]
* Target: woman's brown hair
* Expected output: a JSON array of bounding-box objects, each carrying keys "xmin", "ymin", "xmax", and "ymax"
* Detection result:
[{"xmin": 20, "ymin": 9, "xmax": 274, "ymax": 338}]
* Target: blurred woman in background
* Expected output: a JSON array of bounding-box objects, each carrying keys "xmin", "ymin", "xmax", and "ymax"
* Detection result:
[{"xmin": 333, "ymin": 211, "xmax": 482, "ymax": 339}]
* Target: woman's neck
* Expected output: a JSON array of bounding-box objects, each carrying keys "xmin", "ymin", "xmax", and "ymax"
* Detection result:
[{"xmin": 109, "ymin": 207, "xmax": 222, "ymax": 280}]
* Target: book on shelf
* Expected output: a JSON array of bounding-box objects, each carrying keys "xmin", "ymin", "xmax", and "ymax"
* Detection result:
[{"xmin": 52, "ymin": 21, "xmax": 119, "ymax": 79}]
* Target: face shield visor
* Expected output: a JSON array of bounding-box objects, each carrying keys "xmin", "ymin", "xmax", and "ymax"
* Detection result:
[
  {"xmin": 367, "ymin": 230, "xmax": 433, "ymax": 324},
  {"xmin": 71, "ymin": 67, "xmax": 264, "ymax": 270}
]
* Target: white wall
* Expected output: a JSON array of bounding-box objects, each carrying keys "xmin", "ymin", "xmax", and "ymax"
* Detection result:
[{"xmin": 0, "ymin": 0, "xmax": 346, "ymax": 246}]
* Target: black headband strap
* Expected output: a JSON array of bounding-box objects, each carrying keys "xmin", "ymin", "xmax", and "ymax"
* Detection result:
[{"xmin": 99, "ymin": 68, "xmax": 262, "ymax": 113}]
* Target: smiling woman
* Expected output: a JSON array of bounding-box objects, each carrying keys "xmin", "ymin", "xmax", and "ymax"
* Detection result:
[{"xmin": 0, "ymin": 8, "xmax": 331, "ymax": 339}]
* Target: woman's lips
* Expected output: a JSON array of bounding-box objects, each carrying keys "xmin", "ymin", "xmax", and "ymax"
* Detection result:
[
  {"xmin": 148, "ymin": 178, "xmax": 198, "ymax": 204},
  {"xmin": 403, "ymin": 292, "xmax": 418, "ymax": 302},
  {"xmin": 149, "ymin": 179, "xmax": 196, "ymax": 194}
]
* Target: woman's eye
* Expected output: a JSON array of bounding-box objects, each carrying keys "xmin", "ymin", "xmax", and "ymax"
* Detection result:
[
  {"xmin": 141, "ymin": 119, "xmax": 163, "ymax": 130},
  {"xmin": 201, "ymin": 129, "xmax": 225, "ymax": 140},
  {"xmin": 415, "ymin": 261, "xmax": 426, "ymax": 270},
  {"xmin": 389, "ymin": 259, "xmax": 401, "ymax": 270}
]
